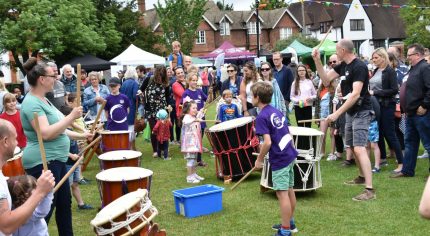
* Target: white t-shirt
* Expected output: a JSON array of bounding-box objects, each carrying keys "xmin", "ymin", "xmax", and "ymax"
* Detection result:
[{"xmin": 0, "ymin": 171, "xmax": 11, "ymax": 236}]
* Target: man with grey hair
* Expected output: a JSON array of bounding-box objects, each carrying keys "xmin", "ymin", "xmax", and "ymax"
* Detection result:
[
  {"xmin": 60, "ymin": 64, "xmax": 78, "ymax": 94},
  {"xmin": 0, "ymin": 120, "xmax": 55, "ymax": 235},
  {"xmin": 312, "ymin": 39, "xmax": 375, "ymax": 201},
  {"xmin": 46, "ymin": 62, "xmax": 67, "ymax": 110},
  {"xmin": 183, "ymin": 55, "xmax": 192, "ymax": 73}
]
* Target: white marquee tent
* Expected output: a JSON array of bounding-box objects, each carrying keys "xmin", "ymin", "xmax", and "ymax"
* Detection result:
[{"xmin": 110, "ymin": 44, "xmax": 166, "ymax": 67}]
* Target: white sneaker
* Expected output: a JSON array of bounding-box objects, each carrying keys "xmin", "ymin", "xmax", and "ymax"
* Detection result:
[
  {"xmin": 152, "ymin": 152, "xmax": 158, "ymax": 157},
  {"xmin": 418, "ymin": 151, "xmax": 429, "ymax": 159},
  {"xmin": 326, "ymin": 153, "xmax": 337, "ymax": 161},
  {"xmin": 193, "ymin": 173, "xmax": 205, "ymax": 181},
  {"xmin": 186, "ymin": 176, "xmax": 200, "ymax": 184}
]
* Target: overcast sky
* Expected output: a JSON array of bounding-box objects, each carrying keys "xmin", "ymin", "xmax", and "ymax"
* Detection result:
[{"xmin": 144, "ymin": 0, "xmax": 296, "ymax": 11}]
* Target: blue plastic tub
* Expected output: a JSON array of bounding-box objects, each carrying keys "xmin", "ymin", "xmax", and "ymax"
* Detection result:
[{"xmin": 173, "ymin": 184, "xmax": 224, "ymax": 218}]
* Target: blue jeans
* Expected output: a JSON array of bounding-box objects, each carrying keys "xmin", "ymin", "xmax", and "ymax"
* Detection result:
[
  {"xmin": 401, "ymin": 111, "xmax": 430, "ymax": 176},
  {"xmin": 378, "ymin": 102, "xmax": 404, "ymax": 164},
  {"xmin": 25, "ymin": 160, "xmax": 73, "ymax": 236}
]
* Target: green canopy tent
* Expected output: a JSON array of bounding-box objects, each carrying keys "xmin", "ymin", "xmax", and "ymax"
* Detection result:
[
  {"xmin": 319, "ymin": 39, "xmax": 337, "ymax": 56},
  {"xmin": 281, "ymin": 40, "xmax": 313, "ymax": 57}
]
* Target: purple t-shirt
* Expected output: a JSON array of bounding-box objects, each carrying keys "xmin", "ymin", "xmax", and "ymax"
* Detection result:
[
  {"xmin": 181, "ymin": 89, "xmax": 207, "ymax": 129},
  {"xmin": 255, "ymin": 105, "xmax": 298, "ymax": 171},
  {"xmin": 104, "ymin": 94, "xmax": 130, "ymax": 131}
]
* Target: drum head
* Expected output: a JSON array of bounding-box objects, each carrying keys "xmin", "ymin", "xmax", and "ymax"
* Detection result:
[
  {"xmin": 98, "ymin": 150, "xmax": 142, "ymax": 161},
  {"xmin": 96, "ymin": 167, "xmax": 153, "ymax": 182},
  {"xmin": 209, "ymin": 116, "xmax": 253, "ymax": 132},
  {"xmin": 91, "ymin": 189, "xmax": 148, "ymax": 226},
  {"xmin": 289, "ymin": 126, "xmax": 324, "ymax": 136},
  {"xmin": 98, "ymin": 130, "xmax": 131, "ymax": 135}
]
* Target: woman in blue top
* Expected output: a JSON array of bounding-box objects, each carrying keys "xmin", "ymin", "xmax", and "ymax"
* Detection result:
[
  {"xmin": 20, "ymin": 58, "xmax": 92, "ymax": 236},
  {"xmin": 83, "ymin": 71, "xmax": 110, "ymax": 121}
]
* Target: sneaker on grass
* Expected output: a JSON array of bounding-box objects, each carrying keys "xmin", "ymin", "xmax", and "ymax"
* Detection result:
[
  {"xmin": 326, "ymin": 153, "xmax": 337, "ymax": 161},
  {"xmin": 272, "ymin": 221, "xmax": 298, "ymax": 233},
  {"xmin": 341, "ymin": 159, "xmax": 355, "ymax": 167},
  {"xmin": 380, "ymin": 159, "xmax": 388, "ymax": 166},
  {"xmin": 78, "ymin": 203, "xmax": 93, "ymax": 210},
  {"xmin": 193, "ymin": 173, "xmax": 205, "ymax": 181},
  {"xmin": 274, "ymin": 229, "xmax": 291, "ymax": 236},
  {"xmin": 186, "ymin": 176, "xmax": 200, "ymax": 184},
  {"xmin": 352, "ymin": 189, "xmax": 376, "ymax": 201},
  {"xmin": 344, "ymin": 176, "xmax": 365, "ymax": 185},
  {"xmin": 418, "ymin": 150, "xmax": 429, "ymax": 159}
]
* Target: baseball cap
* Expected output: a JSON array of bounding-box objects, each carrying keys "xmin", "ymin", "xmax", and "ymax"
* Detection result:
[{"xmin": 109, "ymin": 78, "xmax": 121, "ymax": 86}]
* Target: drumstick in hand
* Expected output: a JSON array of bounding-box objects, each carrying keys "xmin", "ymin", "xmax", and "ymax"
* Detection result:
[
  {"xmin": 33, "ymin": 113, "xmax": 48, "ymax": 171},
  {"xmin": 297, "ymin": 118, "xmax": 325, "ymax": 124},
  {"xmin": 90, "ymin": 100, "xmax": 106, "ymax": 133},
  {"xmin": 53, "ymin": 135, "xmax": 102, "ymax": 193}
]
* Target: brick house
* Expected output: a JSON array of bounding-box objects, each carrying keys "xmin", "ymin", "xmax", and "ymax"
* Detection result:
[{"xmin": 140, "ymin": 0, "xmax": 302, "ymax": 56}]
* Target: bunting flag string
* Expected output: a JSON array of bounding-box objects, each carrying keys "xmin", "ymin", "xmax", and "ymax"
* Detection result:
[{"xmin": 303, "ymin": 0, "xmax": 430, "ymax": 10}]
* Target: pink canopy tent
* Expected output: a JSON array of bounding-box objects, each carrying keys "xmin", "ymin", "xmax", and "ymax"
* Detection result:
[{"xmin": 200, "ymin": 41, "xmax": 256, "ymax": 60}]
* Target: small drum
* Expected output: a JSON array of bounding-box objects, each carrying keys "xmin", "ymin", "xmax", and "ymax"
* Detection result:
[
  {"xmin": 99, "ymin": 130, "xmax": 130, "ymax": 152},
  {"xmin": 97, "ymin": 150, "xmax": 142, "ymax": 170},
  {"xmin": 206, "ymin": 116, "xmax": 259, "ymax": 180},
  {"xmin": 260, "ymin": 126, "xmax": 323, "ymax": 192},
  {"xmin": 2, "ymin": 147, "xmax": 25, "ymax": 177},
  {"xmin": 91, "ymin": 189, "xmax": 158, "ymax": 236},
  {"xmin": 96, "ymin": 167, "xmax": 153, "ymax": 207}
]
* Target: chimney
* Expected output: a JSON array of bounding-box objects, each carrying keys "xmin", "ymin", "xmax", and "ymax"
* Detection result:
[{"xmin": 137, "ymin": 0, "xmax": 146, "ymax": 13}]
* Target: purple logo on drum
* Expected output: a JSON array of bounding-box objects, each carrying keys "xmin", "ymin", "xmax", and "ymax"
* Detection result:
[{"xmin": 270, "ymin": 113, "xmax": 286, "ymax": 129}]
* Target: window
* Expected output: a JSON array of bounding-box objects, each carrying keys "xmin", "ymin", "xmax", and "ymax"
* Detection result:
[
  {"xmin": 350, "ymin": 19, "xmax": 365, "ymax": 31},
  {"xmin": 303, "ymin": 25, "xmax": 311, "ymax": 35},
  {"xmin": 220, "ymin": 22, "xmax": 230, "ymax": 36},
  {"xmin": 280, "ymin": 28, "xmax": 292, "ymax": 40},
  {"xmin": 320, "ymin": 22, "xmax": 331, "ymax": 33},
  {"xmin": 196, "ymin": 30, "xmax": 206, "ymax": 44},
  {"xmin": 247, "ymin": 21, "xmax": 261, "ymax": 34}
]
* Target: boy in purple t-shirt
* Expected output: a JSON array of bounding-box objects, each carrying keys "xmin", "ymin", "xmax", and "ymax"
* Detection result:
[
  {"xmin": 104, "ymin": 78, "xmax": 130, "ymax": 131},
  {"xmin": 252, "ymin": 82, "xmax": 299, "ymax": 236}
]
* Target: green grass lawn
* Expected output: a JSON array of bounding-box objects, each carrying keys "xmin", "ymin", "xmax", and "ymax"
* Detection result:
[{"xmin": 48, "ymin": 107, "xmax": 430, "ymax": 235}]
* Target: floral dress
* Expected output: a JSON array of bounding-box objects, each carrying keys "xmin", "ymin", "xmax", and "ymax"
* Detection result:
[{"xmin": 144, "ymin": 80, "xmax": 167, "ymax": 120}]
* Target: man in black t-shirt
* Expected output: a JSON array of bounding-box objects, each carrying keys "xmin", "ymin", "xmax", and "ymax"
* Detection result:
[{"xmin": 312, "ymin": 39, "xmax": 375, "ymax": 202}]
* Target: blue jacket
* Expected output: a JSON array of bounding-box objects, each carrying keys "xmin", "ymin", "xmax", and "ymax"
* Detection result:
[
  {"xmin": 60, "ymin": 74, "xmax": 79, "ymax": 94},
  {"xmin": 273, "ymin": 65, "xmax": 294, "ymax": 102},
  {"xmin": 83, "ymin": 84, "xmax": 110, "ymax": 118},
  {"xmin": 120, "ymin": 78, "xmax": 139, "ymax": 124}
]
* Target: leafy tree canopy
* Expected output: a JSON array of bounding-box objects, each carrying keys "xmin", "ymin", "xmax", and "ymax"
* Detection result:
[
  {"xmin": 216, "ymin": 1, "xmax": 233, "ymax": 11},
  {"xmin": 400, "ymin": 2, "xmax": 430, "ymax": 47},
  {"xmin": 251, "ymin": 0, "xmax": 288, "ymax": 10},
  {"xmin": 155, "ymin": 0, "xmax": 208, "ymax": 55}
]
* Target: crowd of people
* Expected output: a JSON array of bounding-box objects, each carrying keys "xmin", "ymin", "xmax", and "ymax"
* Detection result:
[{"xmin": 0, "ymin": 38, "xmax": 429, "ymax": 236}]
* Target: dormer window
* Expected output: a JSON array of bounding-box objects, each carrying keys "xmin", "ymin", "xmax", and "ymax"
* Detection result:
[
  {"xmin": 220, "ymin": 22, "xmax": 230, "ymax": 36},
  {"xmin": 247, "ymin": 22, "xmax": 261, "ymax": 34}
]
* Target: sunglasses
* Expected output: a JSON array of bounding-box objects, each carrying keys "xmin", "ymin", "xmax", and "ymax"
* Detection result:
[
  {"xmin": 329, "ymin": 61, "xmax": 337, "ymax": 65},
  {"xmin": 227, "ymin": 70, "xmax": 235, "ymax": 72},
  {"xmin": 261, "ymin": 68, "xmax": 271, "ymax": 72}
]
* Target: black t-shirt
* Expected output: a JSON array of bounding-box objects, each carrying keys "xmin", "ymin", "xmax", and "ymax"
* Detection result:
[{"xmin": 334, "ymin": 58, "xmax": 372, "ymax": 114}]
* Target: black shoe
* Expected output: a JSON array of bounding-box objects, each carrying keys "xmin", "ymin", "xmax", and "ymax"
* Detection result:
[
  {"xmin": 78, "ymin": 178, "xmax": 90, "ymax": 185},
  {"xmin": 78, "ymin": 203, "xmax": 93, "ymax": 210}
]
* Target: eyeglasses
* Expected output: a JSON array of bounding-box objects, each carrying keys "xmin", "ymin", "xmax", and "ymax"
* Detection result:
[
  {"xmin": 261, "ymin": 68, "xmax": 271, "ymax": 72},
  {"xmin": 43, "ymin": 74, "xmax": 57, "ymax": 79},
  {"xmin": 297, "ymin": 70, "xmax": 307, "ymax": 72},
  {"xmin": 407, "ymin": 52, "xmax": 418, "ymax": 57},
  {"xmin": 227, "ymin": 70, "xmax": 235, "ymax": 73},
  {"xmin": 328, "ymin": 61, "xmax": 337, "ymax": 65}
]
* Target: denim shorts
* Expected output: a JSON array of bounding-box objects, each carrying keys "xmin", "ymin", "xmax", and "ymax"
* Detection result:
[
  {"xmin": 272, "ymin": 163, "xmax": 295, "ymax": 190},
  {"xmin": 319, "ymin": 96, "xmax": 330, "ymax": 119},
  {"xmin": 345, "ymin": 110, "xmax": 373, "ymax": 147},
  {"xmin": 368, "ymin": 120, "xmax": 379, "ymax": 143},
  {"xmin": 66, "ymin": 164, "xmax": 80, "ymax": 185}
]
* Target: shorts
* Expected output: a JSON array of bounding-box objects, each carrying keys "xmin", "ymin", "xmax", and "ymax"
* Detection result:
[
  {"xmin": 319, "ymin": 96, "xmax": 330, "ymax": 119},
  {"xmin": 66, "ymin": 164, "xmax": 80, "ymax": 185},
  {"xmin": 345, "ymin": 110, "xmax": 373, "ymax": 147},
  {"xmin": 272, "ymin": 163, "xmax": 295, "ymax": 191},
  {"xmin": 128, "ymin": 125, "xmax": 136, "ymax": 141},
  {"xmin": 367, "ymin": 120, "xmax": 379, "ymax": 143}
]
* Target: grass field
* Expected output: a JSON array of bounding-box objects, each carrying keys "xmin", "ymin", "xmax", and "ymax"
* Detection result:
[{"xmin": 47, "ymin": 107, "xmax": 430, "ymax": 236}]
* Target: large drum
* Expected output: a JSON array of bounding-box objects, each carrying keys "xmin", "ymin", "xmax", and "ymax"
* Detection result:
[
  {"xmin": 96, "ymin": 167, "xmax": 153, "ymax": 207},
  {"xmin": 260, "ymin": 126, "xmax": 323, "ymax": 192},
  {"xmin": 91, "ymin": 189, "xmax": 158, "ymax": 236},
  {"xmin": 206, "ymin": 117, "xmax": 259, "ymax": 180},
  {"xmin": 99, "ymin": 130, "xmax": 130, "ymax": 152},
  {"xmin": 2, "ymin": 147, "xmax": 25, "ymax": 177},
  {"xmin": 97, "ymin": 150, "xmax": 142, "ymax": 170}
]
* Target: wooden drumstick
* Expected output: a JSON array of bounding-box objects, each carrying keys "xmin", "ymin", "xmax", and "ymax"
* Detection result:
[
  {"xmin": 33, "ymin": 113, "xmax": 48, "ymax": 171},
  {"xmin": 76, "ymin": 64, "xmax": 81, "ymax": 107},
  {"xmin": 54, "ymin": 135, "xmax": 102, "ymax": 193},
  {"xmin": 90, "ymin": 100, "xmax": 106, "ymax": 133},
  {"xmin": 231, "ymin": 166, "xmax": 257, "ymax": 191},
  {"xmin": 297, "ymin": 118, "xmax": 325, "ymax": 124},
  {"xmin": 315, "ymin": 26, "xmax": 333, "ymax": 51}
]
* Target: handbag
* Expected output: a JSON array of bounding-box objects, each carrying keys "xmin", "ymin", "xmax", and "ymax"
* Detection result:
[{"xmin": 134, "ymin": 98, "xmax": 146, "ymax": 133}]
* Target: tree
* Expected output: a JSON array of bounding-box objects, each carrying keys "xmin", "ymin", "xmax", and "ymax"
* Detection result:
[
  {"xmin": 250, "ymin": 0, "xmax": 288, "ymax": 10},
  {"xmin": 0, "ymin": 0, "xmax": 121, "ymax": 73},
  {"xmin": 155, "ymin": 0, "xmax": 208, "ymax": 55},
  {"xmin": 274, "ymin": 34, "xmax": 319, "ymax": 51},
  {"xmin": 400, "ymin": 2, "xmax": 430, "ymax": 47},
  {"xmin": 216, "ymin": 1, "xmax": 233, "ymax": 11}
]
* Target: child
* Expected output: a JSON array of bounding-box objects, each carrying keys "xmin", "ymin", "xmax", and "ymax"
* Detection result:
[
  {"xmin": 0, "ymin": 93, "xmax": 27, "ymax": 148},
  {"xmin": 104, "ymin": 78, "xmax": 130, "ymax": 131},
  {"xmin": 168, "ymin": 41, "xmax": 184, "ymax": 69},
  {"xmin": 217, "ymin": 89, "xmax": 242, "ymax": 122},
  {"xmin": 7, "ymin": 175, "xmax": 53, "ymax": 236},
  {"xmin": 180, "ymin": 100, "xmax": 205, "ymax": 184},
  {"xmin": 252, "ymin": 82, "xmax": 299, "ymax": 236},
  {"xmin": 152, "ymin": 109, "xmax": 172, "ymax": 160},
  {"xmin": 61, "ymin": 93, "xmax": 93, "ymax": 210},
  {"xmin": 181, "ymin": 72, "xmax": 208, "ymax": 167},
  {"xmin": 369, "ymin": 96, "xmax": 381, "ymax": 173}
]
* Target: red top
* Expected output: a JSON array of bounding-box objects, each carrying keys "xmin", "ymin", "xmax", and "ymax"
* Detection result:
[
  {"xmin": 0, "ymin": 111, "xmax": 27, "ymax": 148},
  {"xmin": 153, "ymin": 120, "xmax": 172, "ymax": 142},
  {"xmin": 201, "ymin": 71, "xmax": 209, "ymax": 86},
  {"xmin": 172, "ymin": 81, "xmax": 186, "ymax": 118}
]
